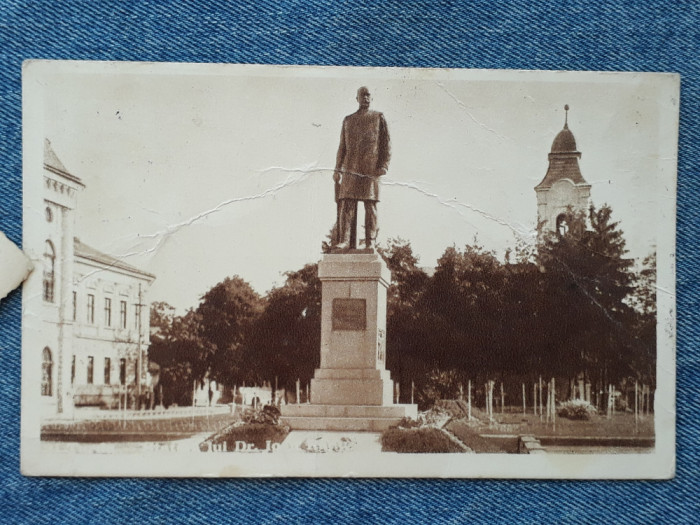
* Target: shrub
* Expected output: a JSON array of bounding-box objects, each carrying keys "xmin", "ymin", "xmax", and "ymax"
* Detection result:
[
  {"xmin": 242, "ymin": 404, "xmax": 281, "ymax": 425},
  {"xmin": 381, "ymin": 428, "xmax": 464, "ymax": 453},
  {"xmin": 416, "ymin": 369, "xmax": 462, "ymax": 410},
  {"xmin": 615, "ymin": 396, "xmax": 630, "ymax": 412},
  {"xmin": 421, "ymin": 406, "xmax": 450, "ymax": 427},
  {"xmin": 393, "ymin": 406, "xmax": 451, "ymax": 430},
  {"xmin": 557, "ymin": 400, "xmax": 597, "ymax": 420},
  {"xmin": 395, "ymin": 417, "xmax": 422, "ymax": 429}
]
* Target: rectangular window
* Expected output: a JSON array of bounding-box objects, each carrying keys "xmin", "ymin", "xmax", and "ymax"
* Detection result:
[
  {"xmin": 119, "ymin": 358, "xmax": 126, "ymax": 385},
  {"xmin": 87, "ymin": 294, "xmax": 95, "ymax": 324},
  {"xmin": 104, "ymin": 357, "xmax": 111, "ymax": 385},
  {"xmin": 71, "ymin": 355, "xmax": 75, "ymax": 385},
  {"xmin": 134, "ymin": 361, "xmax": 139, "ymax": 385},
  {"xmin": 72, "ymin": 292, "xmax": 77, "ymax": 321},
  {"xmin": 104, "ymin": 297, "xmax": 112, "ymax": 327},
  {"xmin": 87, "ymin": 356, "xmax": 94, "ymax": 385},
  {"xmin": 120, "ymin": 301, "xmax": 127, "ymax": 329}
]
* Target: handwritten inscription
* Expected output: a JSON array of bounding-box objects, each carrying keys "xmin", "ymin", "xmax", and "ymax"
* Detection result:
[{"xmin": 332, "ymin": 298, "xmax": 366, "ymax": 331}]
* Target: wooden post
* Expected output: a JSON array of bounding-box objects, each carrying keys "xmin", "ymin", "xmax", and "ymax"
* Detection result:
[
  {"xmin": 533, "ymin": 383, "xmax": 537, "ymax": 415},
  {"xmin": 552, "ymin": 378, "xmax": 556, "ymax": 431},
  {"xmin": 647, "ymin": 385, "xmax": 651, "ymax": 414},
  {"xmin": 570, "ymin": 378, "xmax": 575, "ymax": 401},
  {"xmin": 296, "ymin": 378, "xmax": 300, "ymax": 405},
  {"xmin": 488, "ymin": 381, "xmax": 492, "ymax": 421},
  {"xmin": 635, "ymin": 381, "xmax": 639, "ymax": 432},
  {"xmin": 522, "ymin": 383, "xmax": 526, "ymax": 416},
  {"xmin": 395, "ymin": 382, "xmax": 400, "ymax": 404},
  {"xmin": 411, "ymin": 381, "xmax": 415, "ymax": 405},
  {"xmin": 459, "ymin": 383, "xmax": 464, "ymax": 402},
  {"xmin": 467, "ymin": 380, "xmax": 472, "ymax": 420},
  {"xmin": 539, "ymin": 376, "xmax": 543, "ymax": 421},
  {"xmin": 122, "ymin": 384, "xmax": 126, "ymax": 428},
  {"xmin": 645, "ymin": 385, "xmax": 649, "ymax": 417},
  {"xmin": 646, "ymin": 385, "xmax": 650, "ymax": 416},
  {"xmin": 500, "ymin": 382, "xmax": 505, "ymax": 414}
]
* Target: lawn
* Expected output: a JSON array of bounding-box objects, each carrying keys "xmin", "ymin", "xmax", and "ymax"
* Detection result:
[
  {"xmin": 446, "ymin": 420, "xmax": 519, "ymax": 453},
  {"xmin": 489, "ymin": 410, "xmax": 655, "ymax": 438}
]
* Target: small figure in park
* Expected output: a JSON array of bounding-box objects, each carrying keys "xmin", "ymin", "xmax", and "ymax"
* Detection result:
[{"xmin": 333, "ymin": 86, "xmax": 391, "ymax": 250}]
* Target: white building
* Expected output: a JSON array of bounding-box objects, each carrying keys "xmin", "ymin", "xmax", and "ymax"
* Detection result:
[
  {"xmin": 535, "ymin": 105, "xmax": 591, "ymax": 236},
  {"xmin": 38, "ymin": 140, "xmax": 155, "ymax": 417}
]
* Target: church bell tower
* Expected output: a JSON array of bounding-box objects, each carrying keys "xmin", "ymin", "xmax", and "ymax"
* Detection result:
[{"xmin": 535, "ymin": 105, "xmax": 591, "ymax": 237}]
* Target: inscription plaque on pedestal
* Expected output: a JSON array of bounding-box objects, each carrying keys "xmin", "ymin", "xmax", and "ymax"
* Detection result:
[{"xmin": 332, "ymin": 298, "xmax": 366, "ymax": 331}]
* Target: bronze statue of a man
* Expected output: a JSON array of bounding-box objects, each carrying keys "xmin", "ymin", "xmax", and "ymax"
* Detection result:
[{"xmin": 333, "ymin": 86, "xmax": 391, "ymax": 250}]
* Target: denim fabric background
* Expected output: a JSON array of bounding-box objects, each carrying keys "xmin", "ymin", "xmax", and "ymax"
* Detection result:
[{"xmin": 0, "ymin": 1, "xmax": 697, "ymax": 523}]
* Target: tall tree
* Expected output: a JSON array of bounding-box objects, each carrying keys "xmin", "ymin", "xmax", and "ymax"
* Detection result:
[
  {"xmin": 421, "ymin": 242, "xmax": 507, "ymax": 375},
  {"xmin": 536, "ymin": 204, "xmax": 638, "ymax": 385},
  {"xmin": 377, "ymin": 239, "xmax": 430, "ymax": 390},
  {"xmin": 244, "ymin": 264, "xmax": 322, "ymax": 392},
  {"xmin": 196, "ymin": 276, "xmax": 264, "ymax": 387},
  {"xmin": 630, "ymin": 251, "xmax": 657, "ymax": 385},
  {"xmin": 148, "ymin": 304, "xmax": 205, "ymax": 406}
]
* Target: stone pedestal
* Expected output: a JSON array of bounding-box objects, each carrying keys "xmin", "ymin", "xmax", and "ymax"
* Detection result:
[{"xmin": 281, "ymin": 252, "xmax": 417, "ymax": 431}]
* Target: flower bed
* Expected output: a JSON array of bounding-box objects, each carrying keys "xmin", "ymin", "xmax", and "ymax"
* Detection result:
[
  {"xmin": 202, "ymin": 405, "xmax": 289, "ymax": 451},
  {"xmin": 381, "ymin": 427, "xmax": 464, "ymax": 453},
  {"xmin": 41, "ymin": 413, "xmax": 235, "ymax": 442}
]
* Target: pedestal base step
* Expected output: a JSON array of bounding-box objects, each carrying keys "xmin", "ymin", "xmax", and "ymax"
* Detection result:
[{"xmin": 280, "ymin": 404, "xmax": 418, "ymax": 432}]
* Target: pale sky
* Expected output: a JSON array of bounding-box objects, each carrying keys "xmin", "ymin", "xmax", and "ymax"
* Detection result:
[{"xmin": 33, "ymin": 63, "xmax": 677, "ymax": 312}]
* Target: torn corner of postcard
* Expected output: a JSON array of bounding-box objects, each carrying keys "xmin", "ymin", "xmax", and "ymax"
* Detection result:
[
  {"xmin": 0, "ymin": 231, "xmax": 33, "ymax": 302},
  {"xmin": 19, "ymin": 61, "xmax": 678, "ymax": 479}
]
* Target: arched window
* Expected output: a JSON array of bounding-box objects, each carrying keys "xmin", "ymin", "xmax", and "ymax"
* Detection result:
[
  {"xmin": 41, "ymin": 347, "xmax": 53, "ymax": 396},
  {"xmin": 43, "ymin": 240, "xmax": 56, "ymax": 303},
  {"xmin": 556, "ymin": 213, "xmax": 569, "ymax": 237}
]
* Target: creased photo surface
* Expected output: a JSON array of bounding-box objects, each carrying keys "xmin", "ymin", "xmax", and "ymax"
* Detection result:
[{"xmin": 21, "ymin": 61, "xmax": 678, "ymax": 478}]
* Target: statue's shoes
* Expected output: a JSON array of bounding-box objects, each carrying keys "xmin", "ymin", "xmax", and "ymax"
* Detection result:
[{"xmin": 334, "ymin": 242, "xmax": 350, "ymax": 250}]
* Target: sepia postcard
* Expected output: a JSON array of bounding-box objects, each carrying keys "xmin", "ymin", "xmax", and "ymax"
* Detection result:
[{"xmin": 20, "ymin": 61, "xmax": 678, "ymax": 478}]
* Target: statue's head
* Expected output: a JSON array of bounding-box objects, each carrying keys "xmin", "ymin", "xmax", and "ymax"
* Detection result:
[{"xmin": 356, "ymin": 86, "xmax": 371, "ymax": 109}]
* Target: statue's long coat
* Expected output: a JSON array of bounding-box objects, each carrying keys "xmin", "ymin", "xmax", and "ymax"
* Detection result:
[{"xmin": 335, "ymin": 109, "xmax": 391, "ymax": 201}]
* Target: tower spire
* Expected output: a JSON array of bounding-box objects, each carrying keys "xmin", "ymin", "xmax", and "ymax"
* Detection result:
[{"xmin": 564, "ymin": 104, "xmax": 569, "ymax": 129}]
